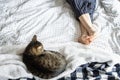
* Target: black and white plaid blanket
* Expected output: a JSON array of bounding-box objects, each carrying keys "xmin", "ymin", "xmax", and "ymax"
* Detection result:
[
  {"xmin": 9, "ymin": 62, "xmax": 120, "ymax": 80},
  {"xmin": 64, "ymin": 62, "xmax": 120, "ymax": 80}
]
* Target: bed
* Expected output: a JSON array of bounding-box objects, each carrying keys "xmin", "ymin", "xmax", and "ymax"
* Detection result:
[{"xmin": 0, "ymin": 0, "xmax": 120, "ymax": 80}]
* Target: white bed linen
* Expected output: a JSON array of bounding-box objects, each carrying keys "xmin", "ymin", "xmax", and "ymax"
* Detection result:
[{"xmin": 0, "ymin": 0, "xmax": 120, "ymax": 80}]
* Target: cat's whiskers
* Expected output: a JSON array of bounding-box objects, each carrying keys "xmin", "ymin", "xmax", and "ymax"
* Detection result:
[
  {"xmin": 37, "ymin": 46, "xmax": 44, "ymax": 54},
  {"xmin": 30, "ymin": 46, "xmax": 44, "ymax": 56}
]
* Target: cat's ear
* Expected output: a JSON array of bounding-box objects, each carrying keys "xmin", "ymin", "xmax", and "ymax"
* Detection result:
[{"xmin": 32, "ymin": 35, "xmax": 37, "ymax": 42}]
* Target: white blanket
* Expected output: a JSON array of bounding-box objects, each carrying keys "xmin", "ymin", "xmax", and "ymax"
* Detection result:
[{"xmin": 0, "ymin": 0, "xmax": 120, "ymax": 80}]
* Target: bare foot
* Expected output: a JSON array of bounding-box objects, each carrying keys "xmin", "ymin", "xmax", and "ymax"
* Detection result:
[
  {"xmin": 78, "ymin": 35, "xmax": 90, "ymax": 45},
  {"xmin": 78, "ymin": 13, "xmax": 98, "ymax": 44},
  {"xmin": 78, "ymin": 24, "xmax": 91, "ymax": 45},
  {"xmin": 86, "ymin": 24, "xmax": 97, "ymax": 42}
]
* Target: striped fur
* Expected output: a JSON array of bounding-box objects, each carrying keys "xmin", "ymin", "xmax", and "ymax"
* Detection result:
[{"xmin": 22, "ymin": 35, "xmax": 67, "ymax": 79}]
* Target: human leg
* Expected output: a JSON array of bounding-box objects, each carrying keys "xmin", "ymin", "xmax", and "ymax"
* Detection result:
[
  {"xmin": 66, "ymin": 0, "xmax": 97, "ymax": 44},
  {"xmin": 79, "ymin": 13, "xmax": 96, "ymax": 42}
]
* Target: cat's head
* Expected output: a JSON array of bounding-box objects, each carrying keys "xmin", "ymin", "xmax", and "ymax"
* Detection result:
[{"xmin": 24, "ymin": 35, "xmax": 44, "ymax": 56}]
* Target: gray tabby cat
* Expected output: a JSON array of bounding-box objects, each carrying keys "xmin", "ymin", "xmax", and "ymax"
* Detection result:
[{"xmin": 23, "ymin": 35, "xmax": 67, "ymax": 79}]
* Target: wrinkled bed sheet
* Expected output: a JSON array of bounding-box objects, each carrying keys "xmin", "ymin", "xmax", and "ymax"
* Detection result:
[{"xmin": 0, "ymin": 0, "xmax": 120, "ymax": 80}]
